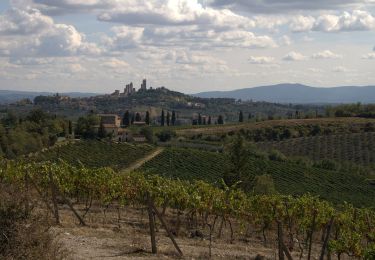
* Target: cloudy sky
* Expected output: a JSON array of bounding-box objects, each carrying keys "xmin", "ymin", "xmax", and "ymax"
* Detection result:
[{"xmin": 0, "ymin": 0, "xmax": 375, "ymax": 94}]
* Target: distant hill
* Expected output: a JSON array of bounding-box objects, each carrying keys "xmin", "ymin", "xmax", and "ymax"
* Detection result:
[
  {"xmin": 0, "ymin": 90, "xmax": 98, "ymax": 104},
  {"xmin": 195, "ymin": 84, "xmax": 375, "ymax": 104}
]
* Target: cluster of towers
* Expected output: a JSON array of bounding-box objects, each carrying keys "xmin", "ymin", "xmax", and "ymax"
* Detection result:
[
  {"xmin": 124, "ymin": 82, "xmax": 135, "ymax": 96},
  {"xmin": 112, "ymin": 79, "xmax": 148, "ymax": 97}
]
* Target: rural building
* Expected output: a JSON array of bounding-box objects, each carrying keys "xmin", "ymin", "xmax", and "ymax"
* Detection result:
[
  {"xmin": 99, "ymin": 114, "xmax": 121, "ymax": 127},
  {"xmin": 132, "ymin": 134, "xmax": 147, "ymax": 143}
]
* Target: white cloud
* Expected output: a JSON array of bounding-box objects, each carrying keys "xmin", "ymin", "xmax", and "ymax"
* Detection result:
[
  {"xmin": 279, "ymin": 35, "xmax": 292, "ymax": 46},
  {"xmin": 102, "ymin": 58, "xmax": 129, "ymax": 69},
  {"xmin": 290, "ymin": 15, "xmax": 315, "ymax": 32},
  {"xmin": 97, "ymin": 0, "xmax": 255, "ymax": 30},
  {"xmin": 362, "ymin": 53, "xmax": 375, "ymax": 59},
  {"xmin": 290, "ymin": 10, "xmax": 375, "ymax": 32},
  {"xmin": 105, "ymin": 25, "xmax": 276, "ymax": 50},
  {"xmin": 249, "ymin": 56, "xmax": 275, "ymax": 64},
  {"xmin": 308, "ymin": 68, "xmax": 324, "ymax": 73},
  {"xmin": 311, "ymin": 50, "xmax": 342, "ymax": 59},
  {"xmin": 332, "ymin": 66, "xmax": 350, "ymax": 72},
  {"xmin": 207, "ymin": 0, "xmax": 375, "ymax": 13},
  {"xmin": 64, "ymin": 63, "xmax": 86, "ymax": 74},
  {"xmin": 282, "ymin": 51, "xmax": 308, "ymax": 61},
  {"xmin": 0, "ymin": 8, "xmax": 53, "ymax": 35},
  {"xmin": 0, "ymin": 7, "xmax": 101, "ymax": 57}
]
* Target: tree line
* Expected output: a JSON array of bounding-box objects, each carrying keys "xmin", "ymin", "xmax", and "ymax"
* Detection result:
[{"xmin": 0, "ymin": 109, "xmax": 70, "ymax": 159}]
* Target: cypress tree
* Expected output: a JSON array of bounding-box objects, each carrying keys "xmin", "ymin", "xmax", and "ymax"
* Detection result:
[
  {"xmin": 131, "ymin": 114, "xmax": 135, "ymax": 125},
  {"xmin": 98, "ymin": 121, "xmax": 106, "ymax": 139},
  {"xmin": 68, "ymin": 120, "xmax": 73, "ymax": 135},
  {"xmin": 166, "ymin": 112, "xmax": 170, "ymax": 126},
  {"xmin": 135, "ymin": 112, "xmax": 142, "ymax": 122},
  {"xmin": 198, "ymin": 113, "xmax": 202, "ymax": 125},
  {"xmin": 239, "ymin": 110, "xmax": 244, "ymax": 123},
  {"xmin": 145, "ymin": 111, "xmax": 150, "ymax": 125},
  {"xmin": 207, "ymin": 116, "xmax": 212, "ymax": 125},
  {"xmin": 218, "ymin": 115, "xmax": 224, "ymax": 125},
  {"xmin": 161, "ymin": 110, "xmax": 165, "ymax": 126},
  {"xmin": 171, "ymin": 111, "xmax": 176, "ymax": 126},
  {"xmin": 123, "ymin": 111, "xmax": 130, "ymax": 126}
]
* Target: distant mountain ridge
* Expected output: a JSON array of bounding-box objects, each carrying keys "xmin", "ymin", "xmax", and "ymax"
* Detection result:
[
  {"xmin": 195, "ymin": 84, "xmax": 375, "ymax": 104},
  {"xmin": 0, "ymin": 90, "xmax": 98, "ymax": 104}
]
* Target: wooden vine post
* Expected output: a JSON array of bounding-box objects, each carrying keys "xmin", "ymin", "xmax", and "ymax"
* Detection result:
[
  {"xmin": 319, "ymin": 217, "xmax": 334, "ymax": 260},
  {"xmin": 24, "ymin": 170, "xmax": 30, "ymax": 215},
  {"xmin": 307, "ymin": 210, "xmax": 317, "ymax": 260},
  {"xmin": 147, "ymin": 193, "xmax": 157, "ymax": 254},
  {"xmin": 146, "ymin": 192, "xmax": 183, "ymax": 257},
  {"xmin": 49, "ymin": 170, "xmax": 60, "ymax": 225},
  {"xmin": 277, "ymin": 220, "xmax": 285, "ymax": 260}
]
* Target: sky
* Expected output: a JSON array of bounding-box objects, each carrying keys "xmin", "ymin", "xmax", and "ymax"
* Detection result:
[{"xmin": 0, "ymin": 0, "xmax": 375, "ymax": 94}]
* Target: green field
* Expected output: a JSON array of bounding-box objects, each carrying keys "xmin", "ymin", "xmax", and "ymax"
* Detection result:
[
  {"xmin": 257, "ymin": 132, "xmax": 375, "ymax": 165},
  {"xmin": 35, "ymin": 141, "xmax": 155, "ymax": 170},
  {"xmin": 141, "ymin": 147, "xmax": 375, "ymax": 207}
]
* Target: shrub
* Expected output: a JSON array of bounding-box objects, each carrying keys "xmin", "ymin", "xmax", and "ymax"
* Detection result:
[
  {"xmin": 253, "ymin": 174, "xmax": 276, "ymax": 195},
  {"xmin": 157, "ymin": 129, "xmax": 176, "ymax": 142},
  {"xmin": 0, "ymin": 185, "xmax": 65, "ymax": 260},
  {"xmin": 268, "ymin": 150, "xmax": 287, "ymax": 162},
  {"xmin": 314, "ymin": 159, "xmax": 338, "ymax": 171}
]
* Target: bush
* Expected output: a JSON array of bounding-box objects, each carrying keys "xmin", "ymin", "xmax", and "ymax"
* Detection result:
[
  {"xmin": 268, "ymin": 150, "xmax": 287, "ymax": 162},
  {"xmin": 0, "ymin": 185, "xmax": 65, "ymax": 260},
  {"xmin": 140, "ymin": 127, "xmax": 154, "ymax": 144},
  {"xmin": 253, "ymin": 174, "xmax": 276, "ymax": 195},
  {"xmin": 157, "ymin": 129, "xmax": 176, "ymax": 142},
  {"xmin": 314, "ymin": 159, "xmax": 338, "ymax": 171}
]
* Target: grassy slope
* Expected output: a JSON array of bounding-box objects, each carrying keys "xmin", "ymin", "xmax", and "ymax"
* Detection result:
[
  {"xmin": 257, "ymin": 132, "xmax": 375, "ymax": 165},
  {"xmin": 141, "ymin": 147, "xmax": 375, "ymax": 207},
  {"xmin": 35, "ymin": 141, "xmax": 155, "ymax": 170}
]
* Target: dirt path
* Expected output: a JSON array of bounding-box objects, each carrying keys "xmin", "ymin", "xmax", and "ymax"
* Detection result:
[{"xmin": 123, "ymin": 147, "xmax": 164, "ymax": 173}]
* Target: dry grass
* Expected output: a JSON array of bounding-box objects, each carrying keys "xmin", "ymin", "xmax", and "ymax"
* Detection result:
[{"xmin": 0, "ymin": 184, "xmax": 68, "ymax": 260}]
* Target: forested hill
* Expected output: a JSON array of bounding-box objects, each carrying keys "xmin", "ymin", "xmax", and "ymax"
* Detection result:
[
  {"xmin": 0, "ymin": 90, "xmax": 97, "ymax": 104},
  {"xmin": 195, "ymin": 84, "xmax": 375, "ymax": 104}
]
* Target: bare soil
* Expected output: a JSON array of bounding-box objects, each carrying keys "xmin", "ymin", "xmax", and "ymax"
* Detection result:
[{"xmin": 50, "ymin": 205, "xmax": 354, "ymax": 260}]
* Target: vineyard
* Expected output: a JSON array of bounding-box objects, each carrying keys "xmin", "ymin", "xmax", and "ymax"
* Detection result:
[
  {"xmin": 1, "ymin": 160, "xmax": 374, "ymax": 259},
  {"xmin": 142, "ymin": 147, "xmax": 375, "ymax": 207},
  {"xmin": 176, "ymin": 117, "xmax": 375, "ymax": 137},
  {"xmin": 35, "ymin": 141, "xmax": 155, "ymax": 170},
  {"xmin": 257, "ymin": 132, "xmax": 375, "ymax": 166}
]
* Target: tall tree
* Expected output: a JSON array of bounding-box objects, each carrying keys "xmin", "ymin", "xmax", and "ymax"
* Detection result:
[
  {"xmin": 166, "ymin": 112, "xmax": 170, "ymax": 126},
  {"xmin": 248, "ymin": 113, "xmax": 252, "ymax": 121},
  {"xmin": 171, "ymin": 111, "xmax": 176, "ymax": 126},
  {"xmin": 135, "ymin": 112, "xmax": 142, "ymax": 122},
  {"xmin": 224, "ymin": 134, "xmax": 248, "ymax": 186},
  {"xmin": 123, "ymin": 111, "xmax": 130, "ymax": 126},
  {"xmin": 161, "ymin": 110, "xmax": 165, "ymax": 126},
  {"xmin": 217, "ymin": 115, "xmax": 224, "ymax": 125},
  {"xmin": 207, "ymin": 116, "xmax": 212, "ymax": 125},
  {"xmin": 145, "ymin": 111, "xmax": 150, "ymax": 125},
  {"xmin": 198, "ymin": 113, "xmax": 202, "ymax": 125},
  {"xmin": 131, "ymin": 114, "xmax": 135, "ymax": 125},
  {"xmin": 98, "ymin": 121, "xmax": 106, "ymax": 139},
  {"xmin": 239, "ymin": 110, "xmax": 244, "ymax": 123},
  {"xmin": 68, "ymin": 120, "xmax": 73, "ymax": 136}
]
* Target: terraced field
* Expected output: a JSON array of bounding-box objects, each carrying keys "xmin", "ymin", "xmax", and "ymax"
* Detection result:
[
  {"xmin": 35, "ymin": 141, "xmax": 155, "ymax": 170},
  {"xmin": 141, "ymin": 147, "xmax": 375, "ymax": 207},
  {"xmin": 257, "ymin": 132, "xmax": 375, "ymax": 165}
]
